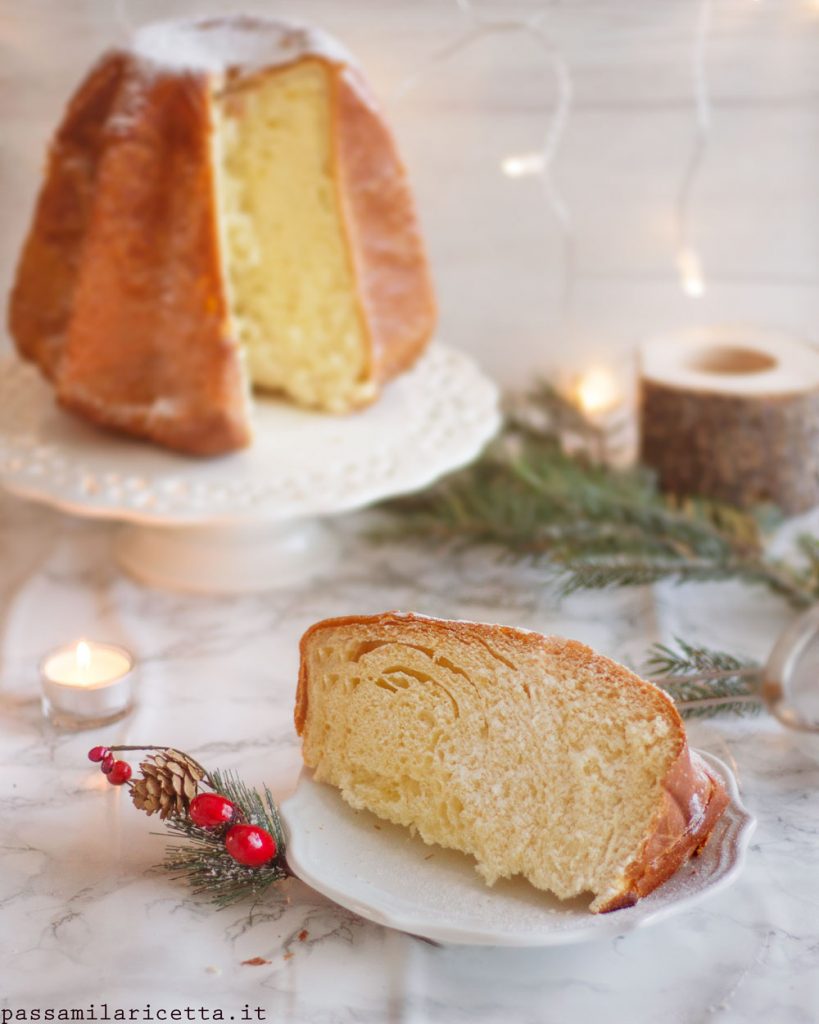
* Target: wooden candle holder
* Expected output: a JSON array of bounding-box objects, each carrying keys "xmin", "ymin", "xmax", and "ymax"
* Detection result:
[{"xmin": 640, "ymin": 327, "xmax": 819, "ymax": 515}]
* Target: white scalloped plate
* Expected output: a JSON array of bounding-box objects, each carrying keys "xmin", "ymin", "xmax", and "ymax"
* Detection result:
[
  {"xmin": 0, "ymin": 344, "xmax": 499, "ymax": 525},
  {"xmin": 280, "ymin": 751, "xmax": 755, "ymax": 947}
]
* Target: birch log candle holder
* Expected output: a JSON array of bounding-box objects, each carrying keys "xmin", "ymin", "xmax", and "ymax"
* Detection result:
[{"xmin": 640, "ymin": 327, "xmax": 819, "ymax": 515}]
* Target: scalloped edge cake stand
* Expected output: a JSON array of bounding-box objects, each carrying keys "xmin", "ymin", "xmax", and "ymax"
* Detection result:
[{"xmin": 0, "ymin": 345, "xmax": 499, "ymax": 594}]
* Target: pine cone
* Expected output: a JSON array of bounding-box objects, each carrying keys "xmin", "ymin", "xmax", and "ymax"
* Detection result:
[{"xmin": 130, "ymin": 748, "xmax": 206, "ymax": 819}]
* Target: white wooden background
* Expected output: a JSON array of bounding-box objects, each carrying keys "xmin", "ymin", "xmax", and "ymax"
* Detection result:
[{"xmin": 1, "ymin": 0, "xmax": 817, "ymax": 388}]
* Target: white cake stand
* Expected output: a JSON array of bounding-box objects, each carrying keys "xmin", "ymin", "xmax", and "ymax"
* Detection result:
[{"xmin": 0, "ymin": 345, "xmax": 499, "ymax": 593}]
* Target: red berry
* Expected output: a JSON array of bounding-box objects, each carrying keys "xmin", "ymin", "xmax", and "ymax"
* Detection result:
[
  {"xmin": 100, "ymin": 753, "xmax": 115, "ymax": 774},
  {"xmin": 107, "ymin": 760, "xmax": 132, "ymax": 785},
  {"xmin": 87, "ymin": 746, "xmax": 109, "ymax": 763},
  {"xmin": 189, "ymin": 793, "xmax": 235, "ymax": 828},
  {"xmin": 225, "ymin": 824, "xmax": 277, "ymax": 867}
]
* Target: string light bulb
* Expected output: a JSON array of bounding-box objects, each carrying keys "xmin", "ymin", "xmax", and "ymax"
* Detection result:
[
  {"xmin": 501, "ymin": 153, "xmax": 546, "ymax": 178},
  {"xmin": 398, "ymin": 0, "xmax": 575, "ymax": 310},
  {"xmin": 674, "ymin": 0, "xmax": 712, "ymax": 299},
  {"xmin": 403, "ymin": 0, "xmax": 716, "ymax": 321},
  {"xmin": 677, "ymin": 246, "xmax": 706, "ymax": 298}
]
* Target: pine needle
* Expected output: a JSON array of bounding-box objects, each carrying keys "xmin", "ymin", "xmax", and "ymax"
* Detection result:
[
  {"xmin": 161, "ymin": 770, "xmax": 288, "ymax": 909},
  {"xmin": 643, "ymin": 637, "xmax": 763, "ymax": 719},
  {"xmin": 378, "ymin": 383, "xmax": 818, "ymax": 610}
]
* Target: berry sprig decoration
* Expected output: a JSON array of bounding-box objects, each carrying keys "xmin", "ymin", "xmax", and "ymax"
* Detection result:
[{"xmin": 87, "ymin": 745, "xmax": 288, "ymax": 907}]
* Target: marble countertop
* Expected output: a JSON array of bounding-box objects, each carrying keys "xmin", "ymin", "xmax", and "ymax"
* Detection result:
[{"xmin": 1, "ymin": 490, "xmax": 818, "ymax": 1022}]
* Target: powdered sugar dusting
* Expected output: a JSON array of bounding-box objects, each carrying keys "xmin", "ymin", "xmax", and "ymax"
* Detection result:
[
  {"xmin": 281, "ymin": 751, "xmax": 755, "ymax": 946},
  {"xmin": 131, "ymin": 15, "xmax": 355, "ymax": 75}
]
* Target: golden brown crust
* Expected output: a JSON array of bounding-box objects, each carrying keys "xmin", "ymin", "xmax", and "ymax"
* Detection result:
[
  {"xmin": 55, "ymin": 61, "xmax": 251, "ymax": 455},
  {"xmin": 9, "ymin": 53, "xmax": 128, "ymax": 380},
  {"xmin": 596, "ymin": 751, "xmax": 729, "ymax": 912},
  {"xmin": 332, "ymin": 68, "xmax": 437, "ymax": 387},
  {"xmin": 11, "ymin": 53, "xmax": 250, "ymax": 455},
  {"xmin": 295, "ymin": 611, "xmax": 729, "ymax": 911},
  {"xmin": 295, "ymin": 611, "xmax": 681, "ymax": 735}
]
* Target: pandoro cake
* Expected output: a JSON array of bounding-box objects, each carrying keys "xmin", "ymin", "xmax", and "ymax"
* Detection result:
[
  {"xmin": 9, "ymin": 16, "xmax": 436, "ymax": 455},
  {"xmin": 296, "ymin": 612, "xmax": 728, "ymax": 913}
]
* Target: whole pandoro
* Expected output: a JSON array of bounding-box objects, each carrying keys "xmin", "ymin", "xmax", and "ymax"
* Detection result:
[{"xmin": 9, "ymin": 16, "xmax": 436, "ymax": 455}]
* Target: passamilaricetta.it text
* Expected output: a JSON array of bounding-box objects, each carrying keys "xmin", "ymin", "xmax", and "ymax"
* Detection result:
[{"xmin": 1, "ymin": 1008, "xmax": 266, "ymax": 1022}]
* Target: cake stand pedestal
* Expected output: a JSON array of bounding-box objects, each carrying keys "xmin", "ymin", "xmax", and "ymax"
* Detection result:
[
  {"xmin": 0, "ymin": 345, "xmax": 499, "ymax": 594},
  {"xmin": 114, "ymin": 520, "xmax": 341, "ymax": 593}
]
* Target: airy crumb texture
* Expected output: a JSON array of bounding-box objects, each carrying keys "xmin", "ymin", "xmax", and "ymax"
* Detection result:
[
  {"xmin": 218, "ymin": 59, "xmax": 371, "ymax": 412},
  {"xmin": 296, "ymin": 612, "xmax": 728, "ymax": 913}
]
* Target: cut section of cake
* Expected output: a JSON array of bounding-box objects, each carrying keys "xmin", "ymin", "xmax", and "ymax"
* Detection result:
[
  {"xmin": 296, "ymin": 612, "xmax": 729, "ymax": 913},
  {"xmin": 9, "ymin": 17, "xmax": 436, "ymax": 455}
]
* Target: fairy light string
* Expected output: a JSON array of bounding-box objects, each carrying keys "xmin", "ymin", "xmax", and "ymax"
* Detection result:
[
  {"xmin": 115, "ymin": 0, "xmax": 715, "ymax": 309},
  {"xmin": 402, "ymin": 0, "xmax": 720, "ymax": 310},
  {"xmin": 675, "ymin": 0, "xmax": 713, "ymax": 297},
  {"xmin": 397, "ymin": 0, "xmax": 576, "ymax": 314}
]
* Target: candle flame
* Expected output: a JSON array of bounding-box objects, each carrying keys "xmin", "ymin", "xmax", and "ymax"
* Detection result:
[
  {"xmin": 76, "ymin": 640, "xmax": 92, "ymax": 673},
  {"xmin": 576, "ymin": 367, "xmax": 622, "ymax": 417}
]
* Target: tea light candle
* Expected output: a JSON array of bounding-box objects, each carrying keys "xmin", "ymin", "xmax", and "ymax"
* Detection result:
[{"xmin": 41, "ymin": 640, "xmax": 135, "ymax": 729}]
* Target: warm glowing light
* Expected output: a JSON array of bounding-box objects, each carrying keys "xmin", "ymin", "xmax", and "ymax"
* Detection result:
[
  {"xmin": 41, "ymin": 640, "xmax": 135, "ymax": 724},
  {"xmin": 576, "ymin": 367, "xmax": 622, "ymax": 417},
  {"xmin": 76, "ymin": 640, "xmax": 92, "ymax": 674},
  {"xmin": 501, "ymin": 153, "xmax": 545, "ymax": 178},
  {"xmin": 677, "ymin": 247, "xmax": 706, "ymax": 298},
  {"xmin": 43, "ymin": 640, "xmax": 133, "ymax": 689}
]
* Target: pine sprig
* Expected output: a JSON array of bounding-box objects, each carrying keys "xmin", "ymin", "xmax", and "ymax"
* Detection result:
[
  {"xmin": 379, "ymin": 384, "xmax": 819, "ymax": 610},
  {"xmin": 162, "ymin": 770, "xmax": 288, "ymax": 909},
  {"xmin": 644, "ymin": 637, "xmax": 762, "ymax": 719},
  {"xmin": 93, "ymin": 746, "xmax": 291, "ymax": 910}
]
